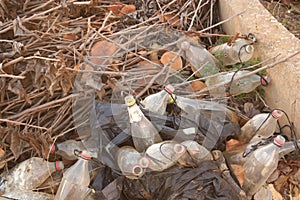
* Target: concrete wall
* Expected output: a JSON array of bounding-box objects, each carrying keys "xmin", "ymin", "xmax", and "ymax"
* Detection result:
[{"xmin": 218, "ymin": 0, "xmax": 300, "ymax": 136}]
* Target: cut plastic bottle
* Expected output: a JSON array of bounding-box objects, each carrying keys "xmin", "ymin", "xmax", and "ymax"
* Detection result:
[
  {"xmin": 209, "ymin": 39, "xmax": 254, "ymax": 66},
  {"xmin": 178, "ymin": 140, "xmax": 212, "ymax": 167},
  {"xmin": 242, "ymin": 135, "xmax": 285, "ymax": 197},
  {"xmin": 116, "ymin": 146, "xmax": 149, "ymax": 179},
  {"xmin": 0, "ymin": 157, "xmax": 63, "ymax": 193},
  {"xmin": 145, "ymin": 140, "xmax": 186, "ymax": 171},
  {"xmin": 141, "ymin": 85, "xmax": 174, "ymax": 115},
  {"xmin": 125, "ymin": 95, "xmax": 162, "ymax": 152},
  {"xmin": 239, "ymin": 109, "xmax": 283, "ymax": 143},
  {"xmin": 55, "ymin": 151, "xmax": 91, "ymax": 200},
  {"xmin": 177, "ymin": 37, "xmax": 219, "ymax": 77},
  {"xmin": 205, "ymin": 70, "xmax": 268, "ymax": 97}
]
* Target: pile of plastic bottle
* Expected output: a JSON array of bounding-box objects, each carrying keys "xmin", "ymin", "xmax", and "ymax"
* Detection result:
[{"xmin": 1, "ymin": 37, "xmax": 299, "ymax": 200}]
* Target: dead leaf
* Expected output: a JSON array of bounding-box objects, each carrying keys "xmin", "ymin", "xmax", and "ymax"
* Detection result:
[
  {"xmin": 63, "ymin": 34, "xmax": 78, "ymax": 40},
  {"xmin": 10, "ymin": 132, "xmax": 23, "ymax": 160},
  {"xmin": 120, "ymin": 4, "xmax": 136, "ymax": 15},
  {"xmin": 225, "ymin": 138, "xmax": 245, "ymax": 151},
  {"xmin": 160, "ymin": 51, "xmax": 182, "ymax": 70},
  {"xmin": 274, "ymin": 175, "xmax": 289, "ymax": 192},
  {"xmin": 243, "ymin": 102, "xmax": 260, "ymax": 118},
  {"xmin": 268, "ymin": 184, "xmax": 283, "ymax": 200},
  {"xmin": 136, "ymin": 60, "xmax": 161, "ymax": 75},
  {"xmin": 0, "ymin": 148, "xmax": 5, "ymax": 169},
  {"xmin": 158, "ymin": 12, "xmax": 180, "ymax": 27},
  {"xmin": 90, "ymin": 40, "xmax": 117, "ymax": 66},
  {"xmin": 190, "ymin": 80, "xmax": 207, "ymax": 92},
  {"xmin": 108, "ymin": 2, "xmax": 124, "ymax": 15},
  {"xmin": 231, "ymin": 164, "xmax": 245, "ymax": 185},
  {"xmin": 267, "ymin": 169, "xmax": 281, "ymax": 183},
  {"xmin": 8, "ymin": 80, "xmax": 32, "ymax": 104}
]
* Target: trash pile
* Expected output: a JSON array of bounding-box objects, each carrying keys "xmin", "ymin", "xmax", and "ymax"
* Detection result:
[{"xmin": 0, "ymin": 0, "xmax": 299, "ymax": 200}]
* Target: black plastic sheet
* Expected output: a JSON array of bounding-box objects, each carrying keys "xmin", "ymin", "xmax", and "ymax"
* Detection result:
[{"xmin": 97, "ymin": 160, "xmax": 242, "ymax": 200}]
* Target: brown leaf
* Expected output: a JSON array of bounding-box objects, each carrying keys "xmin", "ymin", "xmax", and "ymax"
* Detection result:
[
  {"xmin": 10, "ymin": 132, "xmax": 23, "ymax": 160},
  {"xmin": 268, "ymin": 184, "xmax": 283, "ymax": 200},
  {"xmin": 274, "ymin": 175, "xmax": 289, "ymax": 192},
  {"xmin": 90, "ymin": 40, "xmax": 117, "ymax": 66},
  {"xmin": 190, "ymin": 80, "xmax": 207, "ymax": 92},
  {"xmin": 136, "ymin": 60, "xmax": 161, "ymax": 75},
  {"xmin": 160, "ymin": 51, "xmax": 182, "ymax": 70},
  {"xmin": 63, "ymin": 34, "xmax": 78, "ymax": 40},
  {"xmin": 108, "ymin": 2, "xmax": 124, "ymax": 15},
  {"xmin": 231, "ymin": 164, "xmax": 245, "ymax": 185},
  {"xmin": 225, "ymin": 138, "xmax": 245, "ymax": 151},
  {"xmin": 0, "ymin": 148, "xmax": 5, "ymax": 169},
  {"xmin": 120, "ymin": 5, "xmax": 136, "ymax": 15},
  {"xmin": 243, "ymin": 102, "xmax": 260, "ymax": 118},
  {"xmin": 8, "ymin": 80, "xmax": 31, "ymax": 104},
  {"xmin": 158, "ymin": 12, "xmax": 180, "ymax": 27}
]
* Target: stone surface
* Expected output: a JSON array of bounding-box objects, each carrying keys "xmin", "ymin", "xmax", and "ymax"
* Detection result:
[{"xmin": 219, "ymin": 0, "xmax": 300, "ymax": 136}]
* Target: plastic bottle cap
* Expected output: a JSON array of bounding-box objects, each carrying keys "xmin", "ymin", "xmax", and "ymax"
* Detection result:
[
  {"xmin": 79, "ymin": 150, "xmax": 92, "ymax": 160},
  {"xmin": 55, "ymin": 161, "xmax": 64, "ymax": 172},
  {"xmin": 174, "ymin": 144, "xmax": 186, "ymax": 155},
  {"xmin": 164, "ymin": 85, "xmax": 175, "ymax": 94},
  {"xmin": 180, "ymin": 41, "xmax": 190, "ymax": 51},
  {"xmin": 50, "ymin": 144, "xmax": 56, "ymax": 154},
  {"xmin": 124, "ymin": 95, "xmax": 136, "ymax": 107},
  {"xmin": 131, "ymin": 165, "xmax": 143, "ymax": 176},
  {"xmin": 245, "ymin": 45, "xmax": 254, "ymax": 54},
  {"xmin": 139, "ymin": 156, "xmax": 150, "ymax": 168},
  {"xmin": 273, "ymin": 135, "xmax": 285, "ymax": 147},
  {"xmin": 271, "ymin": 110, "xmax": 283, "ymax": 119},
  {"xmin": 261, "ymin": 75, "xmax": 268, "ymax": 86},
  {"xmin": 168, "ymin": 94, "xmax": 176, "ymax": 103}
]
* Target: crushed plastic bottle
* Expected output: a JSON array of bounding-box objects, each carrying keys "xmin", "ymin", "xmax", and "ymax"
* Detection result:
[
  {"xmin": 242, "ymin": 135, "xmax": 285, "ymax": 197},
  {"xmin": 253, "ymin": 185, "xmax": 272, "ymax": 200},
  {"xmin": 145, "ymin": 140, "xmax": 186, "ymax": 171},
  {"xmin": 209, "ymin": 39, "xmax": 254, "ymax": 66},
  {"xmin": 0, "ymin": 157, "xmax": 63, "ymax": 193},
  {"xmin": 2, "ymin": 189, "xmax": 54, "ymax": 200},
  {"xmin": 177, "ymin": 37, "xmax": 219, "ymax": 77},
  {"xmin": 125, "ymin": 95, "xmax": 162, "ymax": 152},
  {"xmin": 178, "ymin": 140, "xmax": 212, "ymax": 167},
  {"xmin": 55, "ymin": 151, "xmax": 91, "ymax": 200},
  {"xmin": 141, "ymin": 84, "xmax": 174, "ymax": 115},
  {"xmin": 116, "ymin": 146, "xmax": 149, "ymax": 179},
  {"xmin": 238, "ymin": 109, "xmax": 283, "ymax": 143},
  {"xmin": 205, "ymin": 70, "xmax": 268, "ymax": 97},
  {"xmin": 50, "ymin": 139, "xmax": 98, "ymax": 160}
]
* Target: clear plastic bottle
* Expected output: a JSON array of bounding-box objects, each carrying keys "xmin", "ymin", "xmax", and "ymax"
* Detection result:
[
  {"xmin": 205, "ymin": 70, "xmax": 267, "ymax": 97},
  {"xmin": 141, "ymin": 85, "xmax": 174, "ymax": 115},
  {"xmin": 0, "ymin": 157, "xmax": 64, "ymax": 192},
  {"xmin": 125, "ymin": 95, "xmax": 162, "ymax": 152},
  {"xmin": 279, "ymin": 140, "xmax": 300, "ymax": 157},
  {"xmin": 51, "ymin": 140, "xmax": 85, "ymax": 160},
  {"xmin": 171, "ymin": 95, "xmax": 236, "ymax": 123},
  {"xmin": 2, "ymin": 189, "xmax": 54, "ymax": 200},
  {"xmin": 209, "ymin": 39, "xmax": 254, "ymax": 66},
  {"xmin": 242, "ymin": 135, "xmax": 285, "ymax": 197},
  {"xmin": 145, "ymin": 140, "xmax": 186, "ymax": 171},
  {"xmin": 116, "ymin": 146, "xmax": 149, "ymax": 179},
  {"xmin": 178, "ymin": 140, "xmax": 212, "ymax": 167},
  {"xmin": 55, "ymin": 151, "xmax": 91, "ymax": 200},
  {"xmin": 177, "ymin": 37, "xmax": 219, "ymax": 77},
  {"xmin": 239, "ymin": 109, "xmax": 283, "ymax": 142}
]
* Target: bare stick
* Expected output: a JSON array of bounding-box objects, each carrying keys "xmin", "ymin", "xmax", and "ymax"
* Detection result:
[
  {"xmin": 0, "ymin": 74, "xmax": 25, "ymax": 79},
  {"xmin": 0, "ymin": 119, "xmax": 49, "ymax": 130}
]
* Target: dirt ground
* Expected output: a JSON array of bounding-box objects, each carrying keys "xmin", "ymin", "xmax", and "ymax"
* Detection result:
[{"xmin": 260, "ymin": 0, "xmax": 300, "ymax": 38}]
